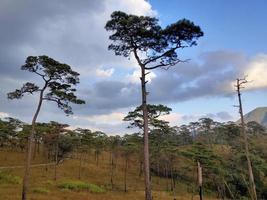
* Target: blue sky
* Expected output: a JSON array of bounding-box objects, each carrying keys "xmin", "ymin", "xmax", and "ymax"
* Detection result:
[
  {"xmin": 152, "ymin": 0, "xmax": 267, "ymax": 55},
  {"xmin": 149, "ymin": 0, "xmax": 267, "ymax": 121},
  {"xmin": 0, "ymin": 0, "xmax": 266, "ymax": 134}
]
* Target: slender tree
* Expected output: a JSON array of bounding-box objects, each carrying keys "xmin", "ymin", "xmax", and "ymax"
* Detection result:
[
  {"xmin": 235, "ymin": 78, "xmax": 257, "ymax": 200},
  {"xmin": 46, "ymin": 121, "xmax": 69, "ymax": 181},
  {"xmin": 76, "ymin": 128, "xmax": 94, "ymax": 179},
  {"xmin": 7, "ymin": 55, "xmax": 85, "ymax": 200},
  {"xmin": 106, "ymin": 11, "xmax": 203, "ymax": 200},
  {"xmin": 108, "ymin": 135, "xmax": 121, "ymax": 189},
  {"xmin": 197, "ymin": 161, "xmax": 203, "ymax": 200},
  {"xmin": 121, "ymin": 135, "xmax": 138, "ymax": 192},
  {"xmin": 93, "ymin": 131, "xmax": 107, "ymax": 166}
]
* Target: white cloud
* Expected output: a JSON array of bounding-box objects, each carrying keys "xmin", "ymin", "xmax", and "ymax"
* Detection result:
[
  {"xmin": 96, "ymin": 68, "xmax": 114, "ymax": 78},
  {"xmin": 125, "ymin": 69, "xmax": 157, "ymax": 84},
  {"xmin": 229, "ymin": 53, "xmax": 267, "ymax": 91},
  {"xmin": 67, "ymin": 111, "xmax": 131, "ymax": 135},
  {"xmin": 159, "ymin": 112, "xmax": 182, "ymax": 126},
  {"xmin": 89, "ymin": 112, "xmax": 125, "ymax": 124},
  {"xmin": 0, "ymin": 112, "xmax": 9, "ymax": 119},
  {"xmin": 105, "ymin": 0, "xmax": 157, "ymax": 16},
  {"xmin": 83, "ymin": 112, "xmax": 125, "ymax": 125},
  {"xmin": 244, "ymin": 54, "xmax": 267, "ymax": 89}
]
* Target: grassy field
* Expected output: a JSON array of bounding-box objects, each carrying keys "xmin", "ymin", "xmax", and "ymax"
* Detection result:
[{"xmin": 0, "ymin": 150, "xmax": 217, "ymax": 200}]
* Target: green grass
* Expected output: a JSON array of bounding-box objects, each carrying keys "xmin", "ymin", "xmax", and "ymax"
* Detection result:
[
  {"xmin": 32, "ymin": 187, "xmax": 49, "ymax": 194},
  {"xmin": 0, "ymin": 170, "xmax": 22, "ymax": 184},
  {"xmin": 58, "ymin": 180, "xmax": 106, "ymax": 193},
  {"xmin": 0, "ymin": 150, "xmax": 218, "ymax": 199}
]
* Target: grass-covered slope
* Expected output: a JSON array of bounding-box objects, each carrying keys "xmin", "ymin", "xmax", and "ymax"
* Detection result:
[{"xmin": 0, "ymin": 150, "xmax": 218, "ymax": 200}]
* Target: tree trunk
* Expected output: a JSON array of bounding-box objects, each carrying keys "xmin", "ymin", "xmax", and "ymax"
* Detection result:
[
  {"xmin": 33, "ymin": 139, "xmax": 37, "ymax": 160},
  {"xmin": 133, "ymin": 47, "xmax": 152, "ymax": 200},
  {"xmin": 223, "ymin": 179, "xmax": 234, "ymax": 200},
  {"xmin": 78, "ymin": 151, "xmax": 82, "ymax": 180},
  {"xmin": 110, "ymin": 151, "xmax": 114, "ymax": 190},
  {"xmin": 139, "ymin": 160, "xmax": 143, "ymax": 177},
  {"xmin": 165, "ymin": 163, "xmax": 169, "ymax": 191},
  {"xmin": 95, "ymin": 151, "xmax": 99, "ymax": 166},
  {"xmin": 170, "ymin": 165, "xmax": 174, "ymax": 191},
  {"xmin": 124, "ymin": 157, "xmax": 128, "ymax": 192},
  {"xmin": 54, "ymin": 142, "xmax": 58, "ymax": 181},
  {"xmin": 170, "ymin": 165, "xmax": 176, "ymax": 199},
  {"xmin": 236, "ymin": 79, "xmax": 257, "ymax": 200},
  {"xmin": 197, "ymin": 161, "xmax": 203, "ymax": 200},
  {"xmin": 141, "ymin": 66, "xmax": 152, "ymax": 200},
  {"xmin": 22, "ymin": 88, "xmax": 45, "ymax": 200},
  {"xmin": 157, "ymin": 160, "xmax": 160, "ymax": 176}
]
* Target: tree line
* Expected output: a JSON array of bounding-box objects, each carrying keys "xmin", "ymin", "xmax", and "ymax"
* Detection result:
[{"xmin": 1, "ymin": 104, "xmax": 267, "ymax": 199}]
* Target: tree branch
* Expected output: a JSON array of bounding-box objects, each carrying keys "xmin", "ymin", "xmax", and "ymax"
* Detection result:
[
  {"xmin": 143, "ymin": 48, "xmax": 176, "ymax": 66},
  {"xmin": 145, "ymin": 58, "xmax": 189, "ymax": 70}
]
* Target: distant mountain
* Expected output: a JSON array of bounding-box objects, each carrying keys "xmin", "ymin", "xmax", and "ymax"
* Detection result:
[{"xmin": 238, "ymin": 107, "xmax": 267, "ymax": 127}]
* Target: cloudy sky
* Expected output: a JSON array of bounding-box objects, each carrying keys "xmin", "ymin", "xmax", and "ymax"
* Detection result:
[{"xmin": 0, "ymin": 0, "xmax": 266, "ymax": 134}]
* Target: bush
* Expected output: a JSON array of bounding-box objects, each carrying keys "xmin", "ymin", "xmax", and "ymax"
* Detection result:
[
  {"xmin": 32, "ymin": 187, "xmax": 49, "ymax": 194},
  {"xmin": 0, "ymin": 171, "xmax": 22, "ymax": 184},
  {"xmin": 58, "ymin": 180, "xmax": 105, "ymax": 193}
]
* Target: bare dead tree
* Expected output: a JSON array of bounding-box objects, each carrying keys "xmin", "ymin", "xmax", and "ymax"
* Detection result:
[{"xmin": 235, "ymin": 77, "xmax": 257, "ymax": 200}]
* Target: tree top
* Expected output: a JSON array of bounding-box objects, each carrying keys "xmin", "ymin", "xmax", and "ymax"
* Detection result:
[{"xmin": 105, "ymin": 11, "xmax": 203, "ymax": 70}]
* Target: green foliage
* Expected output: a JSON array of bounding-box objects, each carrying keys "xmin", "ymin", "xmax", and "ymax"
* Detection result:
[
  {"xmin": 43, "ymin": 121, "xmax": 75, "ymax": 163},
  {"xmin": 32, "ymin": 187, "xmax": 49, "ymax": 194},
  {"xmin": 0, "ymin": 171, "xmax": 22, "ymax": 184},
  {"xmin": 121, "ymin": 135, "xmax": 139, "ymax": 156},
  {"xmin": 0, "ymin": 117, "xmax": 25, "ymax": 148},
  {"xmin": 7, "ymin": 55, "xmax": 85, "ymax": 115},
  {"xmin": 181, "ymin": 142, "xmax": 218, "ymax": 165},
  {"xmin": 105, "ymin": 11, "xmax": 203, "ymax": 69},
  {"xmin": 2, "ymin": 105, "xmax": 267, "ymax": 198},
  {"xmin": 124, "ymin": 104, "xmax": 171, "ymax": 129},
  {"xmin": 7, "ymin": 82, "xmax": 39, "ymax": 99},
  {"xmin": 58, "ymin": 180, "xmax": 105, "ymax": 193},
  {"xmin": 247, "ymin": 121, "xmax": 266, "ymax": 135}
]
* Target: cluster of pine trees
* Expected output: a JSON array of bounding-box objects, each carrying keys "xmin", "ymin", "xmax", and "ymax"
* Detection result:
[{"xmin": 1, "ymin": 105, "xmax": 267, "ymax": 199}]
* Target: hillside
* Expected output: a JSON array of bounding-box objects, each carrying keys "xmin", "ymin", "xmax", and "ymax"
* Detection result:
[
  {"xmin": 240, "ymin": 107, "xmax": 267, "ymax": 127},
  {"xmin": 1, "ymin": 116, "xmax": 267, "ymax": 199},
  {"xmin": 0, "ymin": 149, "xmax": 217, "ymax": 200}
]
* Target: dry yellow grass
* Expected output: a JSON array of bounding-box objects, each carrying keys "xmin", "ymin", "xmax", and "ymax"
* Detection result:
[{"xmin": 0, "ymin": 150, "xmax": 218, "ymax": 200}]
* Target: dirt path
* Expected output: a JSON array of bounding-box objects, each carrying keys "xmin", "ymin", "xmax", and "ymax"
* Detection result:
[{"xmin": 0, "ymin": 162, "xmax": 55, "ymax": 169}]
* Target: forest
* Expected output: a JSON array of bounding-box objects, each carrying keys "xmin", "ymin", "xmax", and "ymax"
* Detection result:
[
  {"xmin": 1, "ymin": 108, "xmax": 267, "ymax": 199},
  {"xmin": 1, "ymin": 3, "xmax": 267, "ymax": 200}
]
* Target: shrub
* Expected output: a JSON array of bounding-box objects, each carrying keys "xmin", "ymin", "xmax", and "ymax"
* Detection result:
[
  {"xmin": 58, "ymin": 180, "xmax": 105, "ymax": 193},
  {"xmin": 0, "ymin": 171, "xmax": 22, "ymax": 184}
]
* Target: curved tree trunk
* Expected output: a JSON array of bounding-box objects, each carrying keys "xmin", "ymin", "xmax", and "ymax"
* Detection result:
[{"xmin": 22, "ymin": 88, "xmax": 45, "ymax": 200}]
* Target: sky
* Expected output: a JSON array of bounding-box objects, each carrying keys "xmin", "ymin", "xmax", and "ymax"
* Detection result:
[{"xmin": 0, "ymin": 0, "xmax": 266, "ymax": 134}]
